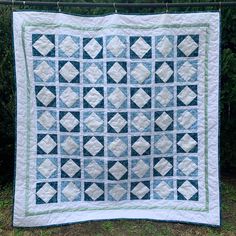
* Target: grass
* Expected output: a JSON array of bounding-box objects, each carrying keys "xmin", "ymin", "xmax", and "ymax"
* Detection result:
[{"xmin": 0, "ymin": 178, "xmax": 236, "ymax": 236}]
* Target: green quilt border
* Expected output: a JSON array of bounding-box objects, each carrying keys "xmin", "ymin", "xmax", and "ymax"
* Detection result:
[{"xmin": 20, "ymin": 22, "xmax": 210, "ymax": 216}]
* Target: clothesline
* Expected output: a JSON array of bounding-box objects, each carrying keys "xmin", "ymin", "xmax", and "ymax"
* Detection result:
[{"xmin": 0, "ymin": 1, "xmax": 236, "ymax": 9}]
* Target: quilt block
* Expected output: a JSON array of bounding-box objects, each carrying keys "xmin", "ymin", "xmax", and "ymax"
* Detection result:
[{"xmin": 13, "ymin": 12, "xmax": 220, "ymax": 227}]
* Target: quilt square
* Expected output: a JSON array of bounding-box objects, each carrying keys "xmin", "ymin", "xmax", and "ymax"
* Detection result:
[
  {"xmin": 59, "ymin": 61, "xmax": 80, "ymax": 83},
  {"xmin": 33, "ymin": 60, "xmax": 55, "ymax": 82},
  {"xmin": 177, "ymin": 156, "xmax": 198, "ymax": 177},
  {"xmin": 177, "ymin": 60, "xmax": 198, "ymax": 82},
  {"xmin": 177, "ymin": 180, "xmax": 199, "ymax": 201},
  {"xmin": 107, "ymin": 183, "xmax": 128, "ymax": 201},
  {"xmin": 130, "ymin": 112, "xmax": 151, "ymax": 132},
  {"xmin": 37, "ymin": 134, "xmax": 57, "ymax": 154},
  {"xmin": 83, "ymin": 111, "xmax": 104, "ymax": 133},
  {"xmin": 84, "ymin": 182, "xmax": 105, "ymax": 201},
  {"xmin": 58, "ymin": 35, "xmax": 80, "ymax": 58},
  {"xmin": 108, "ymin": 160, "xmax": 128, "ymax": 181},
  {"xmin": 59, "ymin": 86, "xmax": 80, "ymax": 108},
  {"xmin": 107, "ymin": 112, "xmax": 128, "ymax": 133},
  {"xmin": 36, "ymin": 157, "xmax": 58, "ymax": 179},
  {"xmin": 107, "ymin": 137, "xmax": 128, "ymax": 157},
  {"xmin": 177, "ymin": 85, "xmax": 198, "ymax": 106},
  {"xmin": 130, "ymin": 88, "xmax": 151, "ymax": 108},
  {"xmin": 153, "ymin": 179, "xmax": 174, "ymax": 200},
  {"xmin": 153, "ymin": 157, "xmax": 173, "ymax": 177},
  {"xmin": 131, "ymin": 136, "xmax": 151, "ymax": 156},
  {"xmin": 32, "ymin": 34, "xmax": 55, "ymax": 57},
  {"xmin": 59, "ymin": 111, "xmax": 80, "ymax": 132},
  {"xmin": 130, "ymin": 62, "xmax": 152, "ymax": 84},
  {"xmin": 155, "ymin": 35, "xmax": 174, "ymax": 58},
  {"xmin": 61, "ymin": 181, "xmax": 81, "ymax": 202},
  {"xmin": 61, "ymin": 158, "xmax": 81, "ymax": 178},
  {"xmin": 84, "ymin": 159, "xmax": 104, "ymax": 179},
  {"xmin": 177, "ymin": 133, "xmax": 198, "ymax": 153},
  {"xmin": 107, "ymin": 61, "xmax": 127, "ymax": 84},
  {"xmin": 177, "ymin": 35, "xmax": 199, "ymax": 57},
  {"xmin": 131, "ymin": 158, "xmax": 150, "ymax": 179},
  {"xmin": 35, "ymin": 86, "xmax": 56, "ymax": 107},
  {"xmin": 83, "ymin": 37, "xmax": 103, "ymax": 59},
  {"xmin": 37, "ymin": 110, "xmax": 57, "ymax": 131},
  {"xmin": 36, "ymin": 182, "xmax": 58, "ymax": 204},
  {"xmin": 60, "ymin": 136, "xmax": 80, "ymax": 155},
  {"xmin": 154, "ymin": 110, "xmax": 174, "ymax": 131},
  {"xmin": 106, "ymin": 35, "xmax": 128, "ymax": 58},
  {"xmin": 83, "ymin": 62, "xmax": 104, "ymax": 84},
  {"xmin": 155, "ymin": 86, "xmax": 174, "ymax": 108},
  {"xmin": 177, "ymin": 109, "xmax": 197, "ymax": 130},
  {"xmin": 130, "ymin": 181, "xmax": 150, "ymax": 200},
  {"xmin": 83, "ymin": 136, "xmax": 104, "ymax": 156},
  {"xmin": 14, "ymin": 12, "xmax": 220, "ymax": 227},
  {"xmin": 154, "ymin": 134, "xmax": 173, "ymax": 155},
  {"xmin": 83, "ymin": 87, "xmax": 104, "ymax": 108},
  {"xmin": 107, "ymin": 87, "xmax": 128, "ymax": 109},
  {"xmin": 155, "ymin": 61, "xmax": 174, "ymax": 83},
  {"xmin": 130, "ymin": 36, "xmax": 152, "ymax": 59}
]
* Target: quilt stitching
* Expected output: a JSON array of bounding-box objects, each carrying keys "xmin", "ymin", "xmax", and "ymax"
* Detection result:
[{"xmin": 15, "ymin": 18, "xmax": 219, "ymax": 221}]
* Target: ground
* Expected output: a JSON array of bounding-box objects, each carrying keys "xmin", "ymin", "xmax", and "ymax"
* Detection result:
[{"xmin": 0, "ymin": 178, "xmax": 235, "ymax": 236}]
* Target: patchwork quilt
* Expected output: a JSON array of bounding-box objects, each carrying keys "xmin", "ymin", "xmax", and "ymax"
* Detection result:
[{"xmin": 13, "ymin": 12, "xmax": 220, "ymax": 227}]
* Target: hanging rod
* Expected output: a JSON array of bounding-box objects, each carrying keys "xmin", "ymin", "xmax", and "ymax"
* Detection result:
[{"xmin": 0, "ymin": 1, "xmax": 236, "ymax": 8}]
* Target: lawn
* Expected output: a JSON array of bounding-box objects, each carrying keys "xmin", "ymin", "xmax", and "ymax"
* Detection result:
[{"xmin": 0, "ymin": 178, "xmax": 235, "ymax": 236}]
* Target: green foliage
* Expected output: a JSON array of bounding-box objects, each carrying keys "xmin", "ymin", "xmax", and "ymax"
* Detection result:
[
  {"xmin": 0, "ymin": 7, "xmax": 15, "ymax": 184},
  {"xmin": 101, "ymin": 221, "xmax": 114, "ymax": 232},
  {"xmin": 0, "ymin": 1, "xmax": 236, "ymax": 185},
  {"xmin": 220, "ymin": 8, "xmax": 236, "ymax": 173}
]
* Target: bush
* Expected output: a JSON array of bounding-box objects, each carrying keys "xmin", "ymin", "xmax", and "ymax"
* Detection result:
[{"xmin": 0, "ymin": 3, "xmax": 235, "ymax": 185}]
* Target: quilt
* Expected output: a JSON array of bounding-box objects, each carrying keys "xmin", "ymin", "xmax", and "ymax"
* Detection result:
[{"xmin": 13, "ymin": 12, "xmax": 220, "ymax": 227}]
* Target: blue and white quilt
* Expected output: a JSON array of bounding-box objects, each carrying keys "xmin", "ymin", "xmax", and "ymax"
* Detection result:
[{"xmin": 13, "ymin": 12, "xmax": 220, "ymax": 227}]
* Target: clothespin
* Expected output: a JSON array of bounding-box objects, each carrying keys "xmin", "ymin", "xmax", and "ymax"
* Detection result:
[
  {"xmin": 57, "ymin": 1, "xmax": 61, "ymax": 12},
  {"xmin": 113, "ymin": 2, "xmax": 118, "ymax": 13},
  {"xmin": 12, "ymin": 0, "xmax": 15, "ymax": 10}
]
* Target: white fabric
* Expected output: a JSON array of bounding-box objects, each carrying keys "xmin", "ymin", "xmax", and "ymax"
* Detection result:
[{"xmin": 13, "ymin": 12, "xmax": 220, "ymax": 227}]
